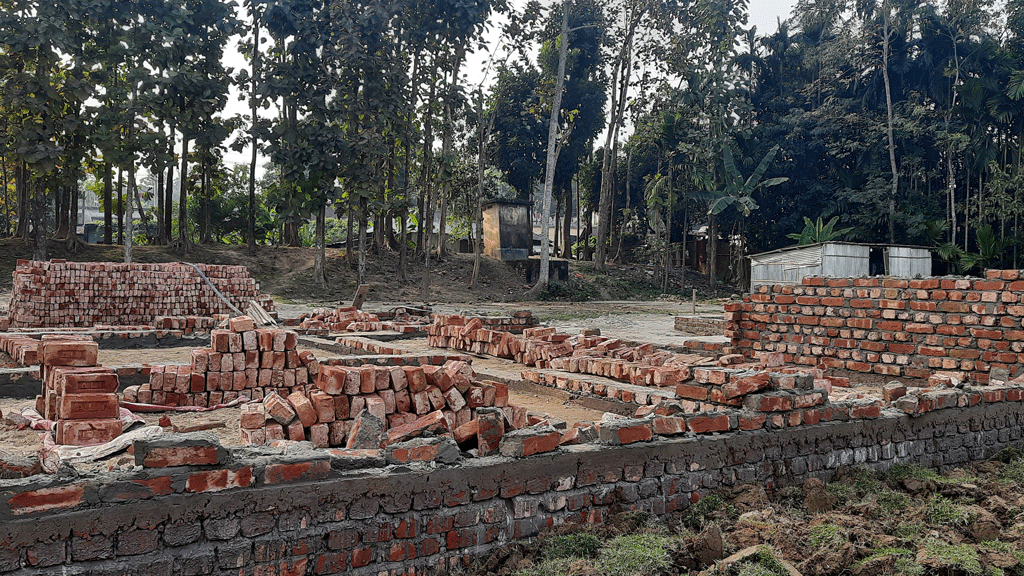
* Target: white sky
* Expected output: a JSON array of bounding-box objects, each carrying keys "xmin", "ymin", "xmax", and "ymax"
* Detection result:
[{"xmin": 218, "ymin": 0, "xmax": 798, "ymax": 173}]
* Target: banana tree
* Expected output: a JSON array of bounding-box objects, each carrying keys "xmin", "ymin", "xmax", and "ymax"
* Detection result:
[{"xmin": 706, "ymin": 142, "xmax": 788, "ymax": 288}]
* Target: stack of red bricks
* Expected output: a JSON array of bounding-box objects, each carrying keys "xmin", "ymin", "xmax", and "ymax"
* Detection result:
[
  {"xmin": 727, "ymin": 271, "xmax": 1024, "ymax": 383},
  {"xmin": 135, "ymin": 317, "xmax": 317, "ymax": 407},
  {"xmin": 37, "ymin": 337, "xmax": 122, "ymax": 446},
  {"xmin": 0, "ymin": 334, "xmax": 39, "ymax": 365},
  {"xmin": 153, "ymin": 315, "xmax": 220, "ymax": 334},
  {"xmin": 8, "ymin": 259, "xmax": 275, "ymax": 328},
  {"xmin": 238, "ymin": 358, "xmax": 525, "ymax": 449}
]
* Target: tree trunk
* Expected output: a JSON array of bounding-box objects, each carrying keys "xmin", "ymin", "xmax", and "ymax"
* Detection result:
[
  {"xmin": 561, "ymin": 186, "xmax": 572, "ymax": 259},
  {"xmin": 103, "ymin": 162, "xmax": 113, "ymax": 244},
  {"xmin": 595, "ymin": 13, "xmax": 638, "ymax": 271},
  {"xmin": 358, "ymin": 195, "xmax": 368, "ymax": 284},
  {"xmin": 708, "ymin": 216, "xmax": 717, "ymax": 293},
  {"xmin": 116, "ymin": 169, "xmax": 124, "ymax": 245},
  {"xmin": 164, "ymin": 130, "xmax": 175, "ymax": 242},
  {"xmin": 881, "ymin": 0, "xmax": 898, "ymax": 244},
  {"xmin": 126, "ymin": 164, "xmax": 136, "ymax": 263},
  {"xmin": 248, "ymin": 6, "xmax": 260, "ymax": 248},
  {"xmin": 178, "ymin": 135, "xmax": 190, "ymax": 243},
  {"xmin": 346, "ymin": 202, "xmax": 354, "ymax": 264},
  {"xmin": 313, "ymin": 205, "xmax": 327, "ymax": 286},
  {"xmin": 536, "ymin": 0, "xmax": 570, "ymax": 291}
]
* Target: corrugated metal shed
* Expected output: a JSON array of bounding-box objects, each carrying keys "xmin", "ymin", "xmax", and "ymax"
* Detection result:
[{"xmin": 749, "ymin": 242, "xmax": 931, "ymax": 288}]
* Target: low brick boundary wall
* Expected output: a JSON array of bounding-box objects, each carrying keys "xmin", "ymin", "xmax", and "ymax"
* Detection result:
[
  {"xmin": 726, "ymin": 271, "xmax": 1024, "ymax": 383},
  {"xmin": 8, "ymin": 260, "xmax": 275, "ymax": 328},
  {"xmin": 1, "ymin": 401, "xmax": 1021, "ymax": 575},
  {"xmin": 673, "ymin": 315, "xmax": 727, "ymax": 336}
]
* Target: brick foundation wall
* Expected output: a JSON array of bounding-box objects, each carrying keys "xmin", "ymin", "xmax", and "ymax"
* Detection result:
[
  {"xmin": 8, "ymin": 260, "xmax": 274, "ymax": 328},
  {"xmin": 1, "ymin": 401, "xmax": 1022, "ymax": 575},
  {"xmin": 726, "ymin": 271, "xmax": 1024, "ymax": 383}
]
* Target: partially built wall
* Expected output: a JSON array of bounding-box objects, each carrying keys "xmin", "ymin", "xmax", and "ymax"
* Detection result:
[
  {"xmin": 726, "ymin": 270, "xmax": 1024, "ymax": 383},
  {"xmin": 0, "ymin": 400, "xmax": 1022, "ymax": 575}
]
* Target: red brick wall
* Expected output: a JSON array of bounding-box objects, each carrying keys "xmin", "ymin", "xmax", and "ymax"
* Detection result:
[
  {"xmin": 8, "ymin": 260, "xmax": 273, "ymax": 328},
  {"xmin": 727, "ymin": 271, "xmax": 1024, "ymax": 382}
]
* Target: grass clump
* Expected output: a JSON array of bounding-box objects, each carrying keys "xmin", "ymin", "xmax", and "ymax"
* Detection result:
[
  {"xmin": 893, "ymin": 521, "xmax": 925, "ymax": 538},
  {"xmin": 886, "ymin": 464, "xmax": 940, "ymax": 483},
  {"xmin": 921, "ymin": 539, "xmax": 983, "ymax": 575},
  {"xmin": 514, "ymin": 558, "xmax": 579, "ymax": 576},
  {"xmin": 808, "ymin": 523, "xmax": 846, "ymax": 548},
  {"xmin": 826, "ymin": 482, "xmax": 857, "ymax": 506},
  {"xmin": 853, "ymin": 547, "xmax": 922, "ymax": 575},
  {"xmin": 684, "ymin": 493, "xmax": 734, "ymax": 530},
  {"xmin": 980, "ymin": 540, "xmax": 1024, "ymax": 565},
  {"xmin": 542, "ymin": 533, "xmax": 602, "ymax": 560},
  {"xmin": 538, "ymin": 279, "xmax": 599, "ymax": 302},
  {"xmin": 924, "ymin": 494, "xmax": 973, "ymax": 527},
  {"xmin": 877, "ymin": 489, "xmax": 912, "ymax": 514},
  {"xmin": 997, "ymin": 457, "xmax": 1024, "ymax": 485},
  {"xmin": 719, "ymin": 546, "xmax": 790, "ymax": 576},
  {"xmin": 597, "ymin": 533, "xmax": 676, "ymax": 576}
]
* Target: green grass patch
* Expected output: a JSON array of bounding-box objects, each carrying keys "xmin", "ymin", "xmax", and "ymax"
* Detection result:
[
  {"xmin": 514, "ymin": 557, "xmax": 584, "ymax": 576},
  {"xmin": 853, "ymin": 547, "xmax": 921, "ymax": 575},
  {"xmin": 921, "ymin": 539, "xmax": 983, "ymax": 575},
  {"xmin": 542, "ymin": 533, "xmax": 602, "ymax": 560},
  {"xmin": 721, "ymin": 546, "xmax": 791, "ymax": 576},
  {"xmin": 597, "ymin": 533, "xmax": 677, "ymax": 576},
  {"xmin": 684, "ymin": 493, "xmax": 735, "ymax": 530},
  {"xmin": 924, "ymin": 494, "xmax": 973, "ymax": 527},
  {"xmin": 893, "ymin": 521, "xmax": 925, "ymax": 538},
  {"xmin": 877, "ymin": 489, "xmax": 912, "ymax": 514},
  {"xmin": 886, "ymin": 464, "xmax": 940, "ymax": 483},
  {"xmin": 807, "ymin": 523, "xmax": 846, "ymax": 548},
  {"xmin": 538, "ymin": 279, "xmax": 599, "ymax": 302}
]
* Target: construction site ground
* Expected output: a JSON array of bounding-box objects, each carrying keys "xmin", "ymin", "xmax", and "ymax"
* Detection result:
[{"xmin": 0, "ymin": 298, "xmax": 727, "ymax": 472}]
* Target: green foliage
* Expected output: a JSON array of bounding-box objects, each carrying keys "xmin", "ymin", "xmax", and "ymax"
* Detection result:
[
  {"xmin": 542, "ymin": 533, "xmax": 602, "ymax": 560},
  {"xmin": 997, "ymin": 455, "xmax": 1024, "ymax": 485},
  {"xmin": 597, "ymin": 534, "xmax": 676, "ymax": 576},
  {"xmin": 786, "ymin": 216, "xmax": 854, "ymax": 245}
]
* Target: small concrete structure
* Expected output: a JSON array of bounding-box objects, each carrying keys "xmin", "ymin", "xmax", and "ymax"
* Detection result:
[
  {"xmin": 482, "ymin": 199, "xmax": 532, "ymax": 261},
  {"xmin": 749, "ymin": 242, "xmax": 931, "ymax": 288}
]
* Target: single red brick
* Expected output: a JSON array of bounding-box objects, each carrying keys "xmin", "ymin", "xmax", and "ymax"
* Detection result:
[
  {"xmin": 59, "ymin": 393, "xmax": 119, "ymax": 420},
  {"xmin": 57, "ymin": 419, "xmax": 122, "ymax": 446},
  {"xmin": 286, "ymin": 391, "xmax": 318, "ymax": 427}
]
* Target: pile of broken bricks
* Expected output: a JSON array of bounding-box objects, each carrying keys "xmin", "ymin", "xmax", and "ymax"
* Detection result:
[
  {"xmin": 127, "ymin": 316, "xmax": 318, "ymax": 408},
  {"xmin": 8, "ymin": 259, "xmax": 273, "ymax": 328},
  {"xmin": 37, "ymin": 337, "xmax": 123, "ymax": 446},
  {"xmin": 883, "ymin": 369, "xmax": 1024, "ymax": 415},
  {"xmin": 287, "ymin": 306, "xmax": 432, "ymax": 335},
  {"xmin": 237, "ymin": 358, "xmax": 531, "ymax": 452}
]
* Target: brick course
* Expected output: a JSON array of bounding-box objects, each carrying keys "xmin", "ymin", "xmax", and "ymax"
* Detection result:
[{"xmin": 726, "ymin": 272, "xmax": 1024, "ymax": 382}]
